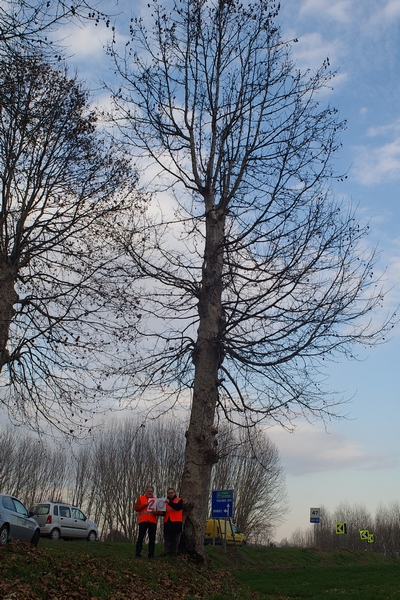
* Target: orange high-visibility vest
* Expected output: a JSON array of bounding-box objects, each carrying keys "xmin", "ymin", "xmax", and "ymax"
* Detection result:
[
  {"xmin": 164, "ymin": 497, "xmax": 183, "ymax": 523},
  {"xmin": 135, "ymin": 495, "xmax": 158, "ymax": 524}
]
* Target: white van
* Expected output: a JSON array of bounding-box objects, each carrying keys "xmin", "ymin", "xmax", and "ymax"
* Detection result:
[{"xmin": 30, "ymin": 502, "xmax": 98, "ymax": 541}]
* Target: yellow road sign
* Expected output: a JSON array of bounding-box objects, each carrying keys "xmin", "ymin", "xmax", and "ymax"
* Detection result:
[{"xmin": 335, "ymin": 522, "xmax": 347, "ymax": 534}]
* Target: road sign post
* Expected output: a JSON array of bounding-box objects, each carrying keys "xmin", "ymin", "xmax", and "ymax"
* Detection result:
[
  {"xmin": 335, "ymin": 522, "xmax": 347, "ymax": 535},
  {"xmin": 211, "ymin": 490, "xmax": 235, "ymax": 554},
  {"xmin": 211, "ymin": 489, "xmax": 234, "ymax": 519},
  {"xmin": 335, "ymin": 521, "xmax": 347, "ymax": 547},
  {"xmin": 310, "ymin": 508, "xmax": 320, "ymax": 524}
]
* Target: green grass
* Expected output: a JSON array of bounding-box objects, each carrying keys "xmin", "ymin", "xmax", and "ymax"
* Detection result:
[
  {"xmin": 228, "ymin": 546, "xmax": 400, "ymax": 599},
  {"xmin": 242, "ymin": 564, "xmax": 400, "ymax": 599},
  {"xmin": 1, "ymin": 540, "xmax": 399, "ymax": 599}
]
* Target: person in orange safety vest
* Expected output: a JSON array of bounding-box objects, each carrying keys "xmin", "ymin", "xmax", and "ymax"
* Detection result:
[
  {"xmin": 163, "ymin": 487, "xmax": 183, "ymax": 556},
  {"xmin": 135, "ymin": 485, "xmax": 158, "ymax": 559}
]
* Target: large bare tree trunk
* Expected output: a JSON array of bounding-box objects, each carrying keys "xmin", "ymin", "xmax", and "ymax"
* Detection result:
[
  {"xmin": 0, "ymin": 260, "xmax": 17, "ymax": 369},
  {"xmin": 180, "ymin": 207, "xmax": 226, "ymax": 559}
]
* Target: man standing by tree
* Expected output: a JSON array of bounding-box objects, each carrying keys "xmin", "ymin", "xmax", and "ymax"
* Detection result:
[
  {"xmin": 163, "ymin": 488, "xmax": 183, "ymax": 556},
  {"xmin": 134, "ymin": 486, "xmax": 158, "ymax": 559}
]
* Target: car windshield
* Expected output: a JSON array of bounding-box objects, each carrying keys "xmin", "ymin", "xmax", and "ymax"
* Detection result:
[
  {"xmin": 13, "ymin": 499, "xmax": 28, "ymax": 516},
  {"xmin": 33, "ymin": 505, "xmax": 50, "ymax": 515},
  {"xmin": 72, "ymin": 508, "xmax": 85, "ymax": 520},
  {"xmin": 2, "ymin": 496, "xmax": 15, "ymax": 511},
  {"xmin": 59, "ymin": 506, "xmax": 71, "ymax": 518}
]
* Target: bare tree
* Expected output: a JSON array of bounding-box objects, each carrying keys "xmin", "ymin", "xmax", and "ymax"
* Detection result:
[
  {"xmin": 0, "ymin": 428, "xmax": 67, "ymax": 506},
  {"xmin": 211, "ymin": 425, "xmax": 287, "ymax": 542},
  {"xmin": 0, "ymin": 48, "xmax": 139, "ymax": 434},
  {"xmin": 0, "ymin": 0, "xmax": 108, "ymax": 50},
  {"xmin": 22, "ymin": 441, "xmax": 68, "ymax": 507},
  {"xmin": 69, "ymin": 444, "xmax": 93, "ymax": 509},
  {"xmin": 81, "ymin": 418, "xmax": 185, "ymax": 541},
  {"xmin": 148, "ymin": 419, "xmax": 186, "ymax": 496},
  {"xmin": 374, "ymin": 502, "xmax": 400, "ymax": 559},
  {"xmin": 0, "ymin": 428, "xmax": 17, "ymax": 491},
  {"xmin": 332, "ymin": 501, "xmax": 373, "ymax": 551},
  {"xmin": 313, "ymin": 505, "xmax": 335, "ymax": 550},
  {"xmin": 291, "ymin": 501, "xmax": 375, "ymax": 552},
  {"xmin": 108, "ymin": 0, "xmax": 394, "ymax": 558}
]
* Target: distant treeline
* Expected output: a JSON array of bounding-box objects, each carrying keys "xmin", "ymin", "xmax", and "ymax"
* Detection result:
[
  {"xmin": 282, "ymin": 503, "xmax": 400, "ymax": 559},
  {"xmin": 0, "ymin": 417, "xmax": 287, "ymax": 545}
]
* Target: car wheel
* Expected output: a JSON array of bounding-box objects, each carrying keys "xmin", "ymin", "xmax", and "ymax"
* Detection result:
[
  {"xmin": 50, "ymin": 528, "xmax": 61, "ymax": 541},
  {"xmin": 0, "ymin": 524, "xmax": 9, "ymax": 545},
  {"xmin": 87, "ymin": 530, "xmax": 97, "ymax": 542},
  {"xmin": 31, "ymin": 529, "xmax": 40, "ymax": 547}
]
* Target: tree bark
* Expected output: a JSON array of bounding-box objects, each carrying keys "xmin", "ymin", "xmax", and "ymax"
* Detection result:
[
  {"xmin": 0, "ymin": 258, "xmax": 17, "ymax": 370},
  {"xmin": 180, "ymin": 205, "xmax": 226, "ymax": 559}
]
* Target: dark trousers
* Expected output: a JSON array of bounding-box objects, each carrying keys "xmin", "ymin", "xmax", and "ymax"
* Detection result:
[
  {"xmin": 136, "ymin": 521, "xmax": 157, "ymax": 558},
  {"xmin": 164, "ymin": 530, "xmax": 181, "ymax": 556}
]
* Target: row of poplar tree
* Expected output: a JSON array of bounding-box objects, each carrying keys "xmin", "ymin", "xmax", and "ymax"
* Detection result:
[
  {"xmin": 285, "ymin": 503, "xmax": 400, "ymax": 559},
  {"xmin": 0, "ymin": 418, "xmax": 287, "ymax": 544}
]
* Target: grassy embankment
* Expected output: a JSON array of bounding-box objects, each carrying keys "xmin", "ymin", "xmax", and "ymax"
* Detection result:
[{"xmin": 1, "ymin": 539, "xmax": 400, "ymax": 599}]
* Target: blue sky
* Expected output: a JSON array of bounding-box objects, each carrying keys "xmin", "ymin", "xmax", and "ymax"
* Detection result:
[
  {"xmin": 4, "ymin": 0, "xmax": 400, "ymax": 541},
  {"xmin": 270, "ymin": 0, "xmax": 400, "ymax": 540}
]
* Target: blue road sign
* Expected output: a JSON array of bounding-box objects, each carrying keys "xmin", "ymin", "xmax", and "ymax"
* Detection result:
[
  {"xmin": 211, "ymin": 489, "xmax": 234, "ymax": 518},
  {"xmin": 310, "ymin": 508, "xmax": 320, "ymax": 524}
]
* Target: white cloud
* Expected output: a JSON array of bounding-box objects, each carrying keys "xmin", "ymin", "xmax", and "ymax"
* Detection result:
[
  {"xmin": 366, "ymin": 120, "xmax": 400, "ymax": 138},
  {"xmin": 300, "ymin": 0, "xmax": 352, "ymax": 23},
  {"xmin": 353, "ymin": 139, "xmax": 400, "ymax": 185},
  {"xmin": 299, "ymin": 0, "xmax": 400, "ymax": 28},
  {"xmin": 290, "ymin": 31, "xmax": 344, "ymax": 74},
  {"xmin": 268, "ymin": 423, "xmax": 397, "ymax": 475},
  {"xmin": 383, "ymin": 0, "xmax": 400, "ymax": 19},
  {"xmin": 349, "ymin": 118, "xmax": 400, "ymax": 184},
  {"xmin": 59, "ymin": 22, "xmax": 110, "ymax": 60}
]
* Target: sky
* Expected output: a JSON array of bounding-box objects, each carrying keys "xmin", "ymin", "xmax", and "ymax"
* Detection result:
[
  {"xmin": 3, "ymin": 0, "xmax": 400, "ymax": 542},
  {"xmin": 270, "ymin": 0, "xmax": 400, "ymax": 541}
]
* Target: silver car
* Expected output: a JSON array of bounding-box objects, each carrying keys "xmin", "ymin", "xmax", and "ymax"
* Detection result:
[
  {"xmin": 0, "ymin": 494, "xmax": 40, "ymax": 546},
  {"xmin": 30, "ymin": 502, "xmax": 98, "ymax": 541}
]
